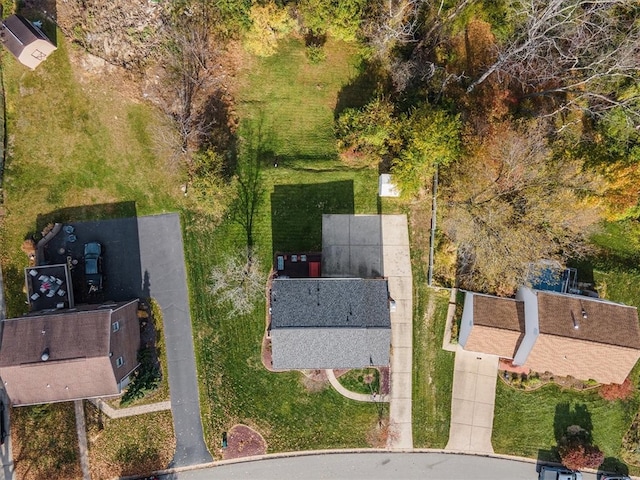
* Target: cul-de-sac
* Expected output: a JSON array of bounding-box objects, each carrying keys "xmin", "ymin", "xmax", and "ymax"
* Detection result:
[{"xmin": 0, "ymin": 1, "xmax": 638, "ymax": 480}]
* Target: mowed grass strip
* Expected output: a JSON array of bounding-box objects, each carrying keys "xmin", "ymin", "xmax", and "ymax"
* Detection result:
[{"xmin": 412, "ymin": 286, "xmax": 454, "ymax": 448}]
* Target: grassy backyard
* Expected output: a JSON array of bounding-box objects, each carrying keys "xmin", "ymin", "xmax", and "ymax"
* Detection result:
[{"xmin": 0, "ymin": 36, "xmax": 183, "ymax": 317}]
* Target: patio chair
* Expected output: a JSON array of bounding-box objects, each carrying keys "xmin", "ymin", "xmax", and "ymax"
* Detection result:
[{"xmin": 30, "ymin": 293, "xmax": 39, "ymax": 301}]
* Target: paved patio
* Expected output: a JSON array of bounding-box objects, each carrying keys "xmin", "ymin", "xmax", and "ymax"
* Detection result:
[{"xmin": 445, "ymin": 346, "xmax": 499, "ymax": 454}]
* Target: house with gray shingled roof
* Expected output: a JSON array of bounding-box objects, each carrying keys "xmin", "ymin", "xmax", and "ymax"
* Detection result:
[
  {"xmin": 269, "ymin": 278, "xmax": 391, "ymax": 369},
  {"xmin": 268, "ymin": 214, "xmax": 394, "ymax": 370}
]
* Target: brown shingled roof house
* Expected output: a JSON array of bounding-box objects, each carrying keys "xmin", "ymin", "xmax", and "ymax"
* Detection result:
[
  {"xmin": 1, "ymin": 15, "xmax": 56, "ymax": 70},
  {"xmin": 0, "ymin": 300, "xmax": 140, "ymax": 406},
  {"xmin": 459, "ymin": 286, "xmax": 640, "ymax": 384}
]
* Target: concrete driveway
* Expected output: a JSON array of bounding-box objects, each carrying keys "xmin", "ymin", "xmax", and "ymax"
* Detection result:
[
  {"xmin": 445, "ymin": 346, "xmax": 499, "ymax": 454},
  {"xmin": 380, "ymin": 215, "xmax": 413, "ymax": 450}
]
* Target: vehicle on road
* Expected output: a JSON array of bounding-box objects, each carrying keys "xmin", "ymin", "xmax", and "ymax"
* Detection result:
[
  {"xmin": 539, "ymin": 465, "xmax": 583, "ymax": 480},
  {"xmin": 600, "ymin": 475, "xmax": 631, "ymax": 480},
  {"xmin": 84, "ymin": 242, "xmax": 103, "ymax": 293}
]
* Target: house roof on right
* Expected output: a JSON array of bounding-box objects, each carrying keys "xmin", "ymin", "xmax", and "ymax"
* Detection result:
[{"xmin": 459, "ymin": 287, "xmax": 640, "ymax": 384}]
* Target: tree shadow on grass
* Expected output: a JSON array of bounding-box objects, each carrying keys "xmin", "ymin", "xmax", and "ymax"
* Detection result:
[
  {"xmin": 231, "ymin": 121, "xmax": 274, "ymax": 251},
  {"xmin": 270, "ymin": 181, "xmax": 354, "ymax": 256},
  {"xmin": 554, "ymin": 403, "xmax": 593, "ymax": 444},
  {"xmin": 35, "ymin": 201, "xmax": 137, "ymax": 234},
  {"xmin": 334, "ymin": 58, "xmax": 391, "ymax": 119}
]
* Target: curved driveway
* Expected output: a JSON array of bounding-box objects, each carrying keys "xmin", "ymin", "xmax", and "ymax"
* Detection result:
[{"xmin": 172, "ymin": 452, "xmax": 600, "ymax": 480}]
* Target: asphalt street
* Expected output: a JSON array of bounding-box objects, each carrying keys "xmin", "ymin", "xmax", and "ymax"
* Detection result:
[{"xmin": 171, "ymin": 452, "xmax": 600, "ymax": 480}]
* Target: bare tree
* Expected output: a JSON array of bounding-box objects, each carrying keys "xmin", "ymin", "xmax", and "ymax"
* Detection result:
[
  {"xmin": 363, "ymin": 0, "xmax": 423, "ymax": 59},
  {"xmin": 467, "ymin": 0, "xmax": 640, "ymax": 124},
  {"xmin": 163, "ymin": 3, "xmax": 212, "ymax": 154},
  {"xmin": 363, "ymin": 0, "xmax": 473, "ymax": 91},
  {"xmin": 209, "ymin": 249, "xmax": 265, "ymax": 318},
  {"xmin": 441, "ymin": 120, "xmax": 602, "ymax": 294}
]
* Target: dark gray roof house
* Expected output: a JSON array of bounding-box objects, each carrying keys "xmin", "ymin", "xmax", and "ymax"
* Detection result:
[
  {"xmin": 269, "ymin": 278, "xmax": 391, "ymax": 369},
  {"xmin": 1, "ymin": 15, "xmax": 56, "ymax": 69}
]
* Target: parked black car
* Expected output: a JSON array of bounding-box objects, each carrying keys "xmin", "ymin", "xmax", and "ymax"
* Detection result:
[{"xmin": 84, "ymin": 242, "xmax": 103, "ymax": 293}]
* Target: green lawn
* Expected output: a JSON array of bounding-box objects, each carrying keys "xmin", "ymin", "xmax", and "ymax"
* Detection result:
[
  {"xmin": 412, "ymin": 285, "xmax": 454, "ymax": 448},
  {"xmin": 337, "ymin": 369, "xmax": 380, "ymax": 395},
  {"xmin": 493, "ymin": 381, "xmax": 640, "ymax": 465},
  {"xmin": 236, "ymin": 36, "xmax": 373, "ymax": 166}
]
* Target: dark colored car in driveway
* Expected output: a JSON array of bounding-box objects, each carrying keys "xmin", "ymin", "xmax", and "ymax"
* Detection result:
[{"xmin": 84, "ymin": 242, "xmax": 103, "ymax": 293}]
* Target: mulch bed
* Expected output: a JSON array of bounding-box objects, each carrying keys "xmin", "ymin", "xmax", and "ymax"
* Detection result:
[{"xmin": 221, "ymin": 424, "xmax": 267, "ymax": 460}]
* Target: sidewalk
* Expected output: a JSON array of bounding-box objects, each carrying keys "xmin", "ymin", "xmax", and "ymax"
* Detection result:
[
  {"xmin": 74, "ymin": 400, "xmax": 91, "ymax": 480},
  {"xmin": 325, "ymin": 370, "xmax": 388, "ymax": 403},
  {"xmin": 90, "ymin": 399, "xmax": 171, "ymax": 419}
]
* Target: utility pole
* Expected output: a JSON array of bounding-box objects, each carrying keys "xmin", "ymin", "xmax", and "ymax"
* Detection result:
[{"xmin": 428, "ymin": 164, "xmax": 438, "ymax": 287}]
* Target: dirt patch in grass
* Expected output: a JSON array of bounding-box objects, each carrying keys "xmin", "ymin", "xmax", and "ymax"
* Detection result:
[
  {"xmin": 222, "ymin": 424, "xmax": 267, "ymax": 460},
  {"xmin": 366, "ymin": 418, "xmax": 398, "ymax": 448},
  {"xmin": 300, "ymin": 370, "xmax": 329, "ymax": 393}
]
